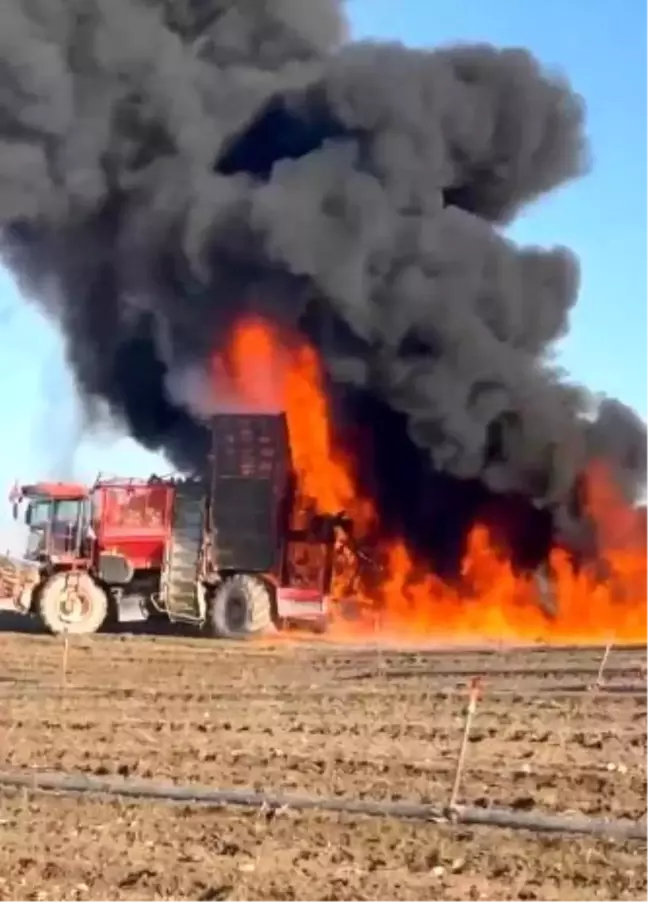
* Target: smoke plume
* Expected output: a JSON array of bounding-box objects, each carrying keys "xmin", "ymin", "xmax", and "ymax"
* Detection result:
[{"xmin": 0, "ymin": 0, "xmax": 645, "ymax": 574}]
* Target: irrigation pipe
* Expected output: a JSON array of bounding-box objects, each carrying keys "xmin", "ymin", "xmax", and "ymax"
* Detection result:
[
  {"xmin": 0, "ymin": 680, "xmax": 644, "ymax": 703},
  {"xmin": 346, "ymin": 665, "xmax": 645, "ymax": 681},
  {"xmin": 0, "ymin": 769, "xmax": 644, "ymax": 841}
]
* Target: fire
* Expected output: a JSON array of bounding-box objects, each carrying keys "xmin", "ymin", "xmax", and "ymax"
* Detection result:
[
  {"xmin": 217, "ymin": 316, "xmax": 647, "ymax": 646},
  {"xmin": 223, "ymin": 315, "xmax": 373, "ymax": 521}
]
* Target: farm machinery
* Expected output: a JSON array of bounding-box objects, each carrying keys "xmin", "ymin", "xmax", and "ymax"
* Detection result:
[{"xmin": 1, "ymin": 413, "xmax": 362, "ymax": 637}]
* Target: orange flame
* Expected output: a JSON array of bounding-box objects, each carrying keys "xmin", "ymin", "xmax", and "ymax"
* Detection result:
[
  {"xmin": 222, "ymin": 315, "xmax": 372, "ymax": 521},
  {"xmin": 215, "ymin": 316, "xmax": 647, "ymax": 646}
]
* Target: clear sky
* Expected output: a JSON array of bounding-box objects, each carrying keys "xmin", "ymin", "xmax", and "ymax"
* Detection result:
[{"xmin": 0, "ymin": 0, "xmax": 645, "ymax": 551}]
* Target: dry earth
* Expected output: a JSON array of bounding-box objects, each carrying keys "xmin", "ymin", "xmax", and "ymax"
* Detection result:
[{"xmin": 0, "ymin": 621, "xmax": 645, "ymax": 900}]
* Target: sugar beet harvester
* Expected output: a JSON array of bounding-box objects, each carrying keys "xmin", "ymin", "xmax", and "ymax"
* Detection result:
[{"xmin": 4, "ymin": 413, "xmax": 353, "ymax": 637}]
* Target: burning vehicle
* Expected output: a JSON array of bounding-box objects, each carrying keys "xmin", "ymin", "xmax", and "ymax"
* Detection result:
[
  {"xmin": 0, "ymin": 2, "xmax": 644, "ymax": 644},
  {"xmin": 4, "ymin": 412, "xmax": 373, "ymax": 636}
]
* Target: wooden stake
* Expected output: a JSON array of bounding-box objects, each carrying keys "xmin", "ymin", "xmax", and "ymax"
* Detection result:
[
  {"xmin": 449, "ymin": 676, "xmax": 482, "ymax": 810},
  {"xmin": 61, "ymin": 628, "xmax": 69, "ymax": 693},
  {"xmin": 594, "ymin": 638, "xmax": 614, "ymax": 690},
  {"xmin": 580, "ymin": 637, "xmax": 615, "ymax": 715},
  {"xmin": 373, "ymin": 610, "xmax": 386, "ymax": 678}
]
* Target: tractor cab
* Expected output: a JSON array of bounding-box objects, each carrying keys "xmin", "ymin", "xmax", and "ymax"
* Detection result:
[{"xmin": 11, "ymin": 481, "xmax": 91, "ymax": 565}]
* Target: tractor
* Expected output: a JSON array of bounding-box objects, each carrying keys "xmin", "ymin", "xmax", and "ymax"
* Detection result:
[{"xmin": 4, "ymin": 412, "xmax": 359, "ymax": 637}]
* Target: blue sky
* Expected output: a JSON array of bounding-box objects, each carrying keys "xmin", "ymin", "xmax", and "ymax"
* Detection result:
[{"xmin": 0, "ymin": 0, "xmax": 645, "ymax": 551}]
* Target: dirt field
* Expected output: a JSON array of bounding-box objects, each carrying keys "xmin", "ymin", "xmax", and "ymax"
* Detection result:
[{"xmin": 0, "ymin": 625, "xmax": 645, "ymax": 900}]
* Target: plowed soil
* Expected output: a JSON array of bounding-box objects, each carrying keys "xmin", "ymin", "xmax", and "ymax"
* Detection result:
[{"xmin": 0, "ymin": 623, "xmax": 645, "ymax": 901}]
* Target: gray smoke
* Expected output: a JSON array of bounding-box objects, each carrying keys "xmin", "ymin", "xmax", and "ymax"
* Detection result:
[{"xmin": 0, "ymin": 0, "xmax": 645, "ymax": 563}]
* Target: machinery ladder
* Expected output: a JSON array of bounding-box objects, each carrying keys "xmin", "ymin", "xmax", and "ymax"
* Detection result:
[{"xmin": 161, "ymin": 481, "xmax": 205, "ymax": 623}]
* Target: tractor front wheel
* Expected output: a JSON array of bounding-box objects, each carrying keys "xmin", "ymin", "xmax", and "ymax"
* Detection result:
[
  {"xmin": 209, "ymin": 574, "xmax": 273, "ymax": 639},
  {"xmin": 38, "ymin": 572, "xmax": 109, "ymax": 635}
]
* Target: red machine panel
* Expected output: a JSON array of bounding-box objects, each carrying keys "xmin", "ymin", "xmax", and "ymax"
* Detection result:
[{"xmin": 92, "ymin": 479, "xmax": 175, "ymax": 570}]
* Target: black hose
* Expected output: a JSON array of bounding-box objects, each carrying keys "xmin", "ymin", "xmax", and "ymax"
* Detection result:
[
  {"xmin": 0, "ymin": 769, "xmax": 644, "ymax": 841},
  {"xmin": 0, "ymin": 681, "xmax": 644, "ymax": 702},
  {"xmin": 344, "ymin": 665, "xmax": 646, "ymax": 681}
]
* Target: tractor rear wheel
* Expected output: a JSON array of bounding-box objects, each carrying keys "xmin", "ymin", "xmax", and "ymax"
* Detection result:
[
  {"xmin": 209, "ymin": 574, "xmax": 272, "ymax": 639},
  {"xmin": 38, "ymin": 572, "xmax": 109, "ymax": 635}
]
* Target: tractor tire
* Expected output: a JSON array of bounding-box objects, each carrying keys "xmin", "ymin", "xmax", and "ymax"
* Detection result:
[
  {"xmin": 38, "ymin": 572, "xmax": 109, "ymax": 636},
  {"xmin": 209, "ymin": 574, "xmax": 273, "ymax": 639}
]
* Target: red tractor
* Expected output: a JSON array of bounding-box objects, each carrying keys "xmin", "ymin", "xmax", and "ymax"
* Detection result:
[{"xmin": 5, "ymin": 413, "xmax": 357, "ymax": 637}]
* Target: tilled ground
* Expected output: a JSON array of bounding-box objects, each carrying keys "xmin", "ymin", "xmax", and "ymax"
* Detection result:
[{"xmin": 0, "ymin": 628, "xmax": 645, "ymax": 900}]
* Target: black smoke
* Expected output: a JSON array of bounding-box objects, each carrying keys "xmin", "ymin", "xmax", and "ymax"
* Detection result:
[{"xmin": 0, "ymin": 0, "xmax": 645, "ymax": 574}]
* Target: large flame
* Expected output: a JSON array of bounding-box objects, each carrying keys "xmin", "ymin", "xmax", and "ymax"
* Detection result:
[{"xmin": 216, "ymin": 316, "xmax": 647, "ymax": 646}]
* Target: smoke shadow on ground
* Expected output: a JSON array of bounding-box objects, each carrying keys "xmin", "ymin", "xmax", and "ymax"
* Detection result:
[{"xmin": 0, "ymin": 604, "xmax": 207, "ymax": 639}]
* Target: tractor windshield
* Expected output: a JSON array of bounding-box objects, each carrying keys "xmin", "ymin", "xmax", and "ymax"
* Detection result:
[
  {"xmin": 27, "ymin": 499, "xmax": 52, "ymax": 530},
  {"xmin": 24, "ymin": 495, "xmax": 88, "ymax": 561}
]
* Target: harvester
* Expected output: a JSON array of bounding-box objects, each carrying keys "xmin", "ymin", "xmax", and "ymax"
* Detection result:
[{"xmin": 2, "ymin": 413, "xmax": 359, "ymax": 637}]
